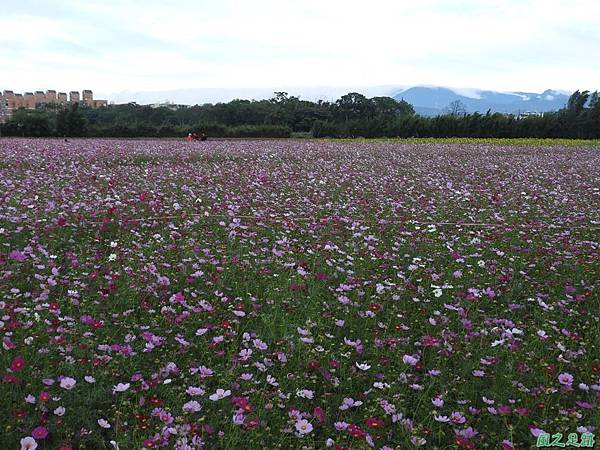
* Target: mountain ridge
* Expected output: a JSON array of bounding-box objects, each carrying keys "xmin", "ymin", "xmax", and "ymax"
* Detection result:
[{"xmin": 392, "ymin": 86, "xmax": 571, "ymax": 116}]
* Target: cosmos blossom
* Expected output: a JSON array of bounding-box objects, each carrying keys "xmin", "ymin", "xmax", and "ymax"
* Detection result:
[
  {"xmin": 10, "ymin": 356, "xmax": 26, "ymax": 372},
  {"xmin": 31, "ymin": 427, "xmax": 48, "ymax": 440},
  {"xmin": 209, "ymin": 389, "xmax": 231, "ymax": 401},
  {"xmin": 295, "ymin": 419, "xmax": 313, "ymax": 435},
  {"xmin": 98, "ymin": 419, "xmax": 111, "ymax": 428},
  {"xmin": 10, "ymin": 250, "xmax": 27, "ymax": 261},
  {"xmin": 20, "ymin": 437, "xmax": 37, "ymax": 450},
  {"xmin": 1, "ymin": 139, "xmax": 598, "ymax": 449},
  {"xmin": 112, "ymin": 383, "xmax": 130, "ymax": 393},
  {"xmin": 182, "ymin": 400, "xmax": 202, "ymax": 413},
  {"xmin": 558, "ymin": 373, "xmax": 574, "ymax": 386},
  {"xmin": 59, "ymin": 377, "xmax": 76, "ymax": 390}
]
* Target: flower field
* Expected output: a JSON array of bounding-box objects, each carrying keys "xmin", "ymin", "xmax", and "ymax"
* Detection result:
[{"xmin": 1, "ymin": 138, "xmax": 599, "ymax": 450}]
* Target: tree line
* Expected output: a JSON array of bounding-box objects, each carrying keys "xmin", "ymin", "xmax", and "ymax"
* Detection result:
[{"xmin": 1, "ymin": 90, "xmax": 599, "ymax": 139}]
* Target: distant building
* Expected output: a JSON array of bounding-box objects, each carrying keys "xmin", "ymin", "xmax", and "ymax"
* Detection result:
[
  {"xmin": 0, "ymin": 88, "xmax": 108, "ymax": 123},
  {"xmin": 3, "ymin": 90, "xmax": 15, "ymax": 109},
  {"xmin": 46, "ymin": 90, "xmax": 57, "ymax": 103},
  {"xmin": 14, "ymin": 94, "xmax": 24, "ymax": 109},
  {"xmin": 69, "ymin": 91, "xmax": 80, "ymax": 103},
  {"xmin": 82, "ymin": 90, "xmax": 93, "ymax": 107},
  {"xmin": 24, "ymin": 93, "xmax": 35, "ymax": 109},
  {"xmin": 34, "ymin": 91, "xmax": 46, "ymax": 105}
]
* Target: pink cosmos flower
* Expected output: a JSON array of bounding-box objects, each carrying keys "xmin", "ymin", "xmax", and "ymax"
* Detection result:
[
  {"xmin": 198, "ymin": 366, "xmax": 214, "ymax": 378},
  {"xmin": 558, "ymin": 372, "xmax": 574, "ymax": 386},
  {"xmin": 501, "ymin": 440, "xmax": 515, "ymax": 450},
  {"xmin": 403, "ymin": 355, "xmax": 419, "ymax": 366},
  {"xmin": 232, "ymin": 412, "xmax": 245, "ymax": 425},
  {"xmin": 432, "ymin": 398, "xmax": 444, "ymax": 407},
  {"xmin": 334, "ymin": 421, "xmax": 349, "ymax": 431},
  {"xmin": 455, "ymin": 427, "xmax": 478, "ymax": 439},
  {"xmin": 157, "ymin": 275, "xmax": 170, "ymax": 286},
  {"xmin": 182, "ymin": 400, "xmax": 202, "ymax": 413},
  {"xmin": 209, "ymin": 389, "xmax": 231, "ymax": 401},
  {"xmin": 60, "ymin": 377, "xmax": 76, "ymax": 390},
  {"xmin": 339, "ymin": 397, "xmax": 362, "ymax": 410},
  {"xmin": 529, "ymin": 426, "xmax": 546, "ymax": 437},
  {"xmin": 450, "ymin": 412, "xmax": 466, "ymax": 424},
  {"xmin": 186, "ymin": 386, "xmax": 205, "ymax": 396},
  {"xmin": 252, "ymin": 339, "xmax": 268, "ymax": 350},
  {"xmin": 295, "ymin": 419, "xmax": 313, "ymax": 435}
]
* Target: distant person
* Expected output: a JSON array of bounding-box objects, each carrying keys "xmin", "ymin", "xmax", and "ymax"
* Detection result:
[
  {"xmin": 200, "ymin": 133, "xmax": 207, "ymax": 141},
  {"xmin": 186, "ymin": 133, "xmax": 193, "ymax": 142}
]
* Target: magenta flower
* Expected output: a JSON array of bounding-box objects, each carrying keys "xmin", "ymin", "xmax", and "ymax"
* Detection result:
[
  {"xmin": 501, "ymin": 440, "xmax": 515, "ymax": 450},
  {"xmin": 9, "ymin": 250, "xmax": 27, "ymax": 261},
  {"xmin": 31, "ymin": 426, "xmax": 48, "ymax": 440},
  {"xmin": 10, "ymin": 355, "xmax": 26, "ymax": 372}
]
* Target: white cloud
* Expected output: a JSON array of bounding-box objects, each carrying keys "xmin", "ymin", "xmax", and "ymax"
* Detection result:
[{"xmin": 2, "ymin": 0, "xmax": 599, "ymax": 96}]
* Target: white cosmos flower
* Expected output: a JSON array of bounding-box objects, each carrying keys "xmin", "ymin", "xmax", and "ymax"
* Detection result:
[
  {"xmin": 20, "ymin": 436, "xmax": 38, "ymax": 450},
  {"xmin": 112, "ymin": 383, "xmax": 130, "ymax": 393},
  {"xmin": 355, "ymin": 362, "xmax": 371, "ymax": 371}
]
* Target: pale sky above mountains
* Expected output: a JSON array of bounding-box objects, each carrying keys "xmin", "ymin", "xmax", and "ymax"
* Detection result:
[{"xmin": 2, "ymin": 0, "xmax": 600, "ymax": 99}]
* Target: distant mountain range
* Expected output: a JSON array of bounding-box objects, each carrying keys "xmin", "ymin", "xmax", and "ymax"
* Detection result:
[
  {"xmin": 101, "ymin": 85, "xmax": 573, "ymax": 116},
  {"xmin": 391, "ymin": 86, "xmax": 571, "ymax": 116}
]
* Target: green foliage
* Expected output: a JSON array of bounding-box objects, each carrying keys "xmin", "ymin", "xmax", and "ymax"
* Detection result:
[
  {"xmin": 1, "ymin": 90, "xmax": 599, "ymax": 139},
  {"xmin": 1, "ymin": 109, "xmax": 53, "ymax": 137}
]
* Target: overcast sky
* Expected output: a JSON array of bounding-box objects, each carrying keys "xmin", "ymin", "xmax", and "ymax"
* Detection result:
[{"xmin": 2, "ymin": 0, "xmax": 600, "ymax": 97}]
